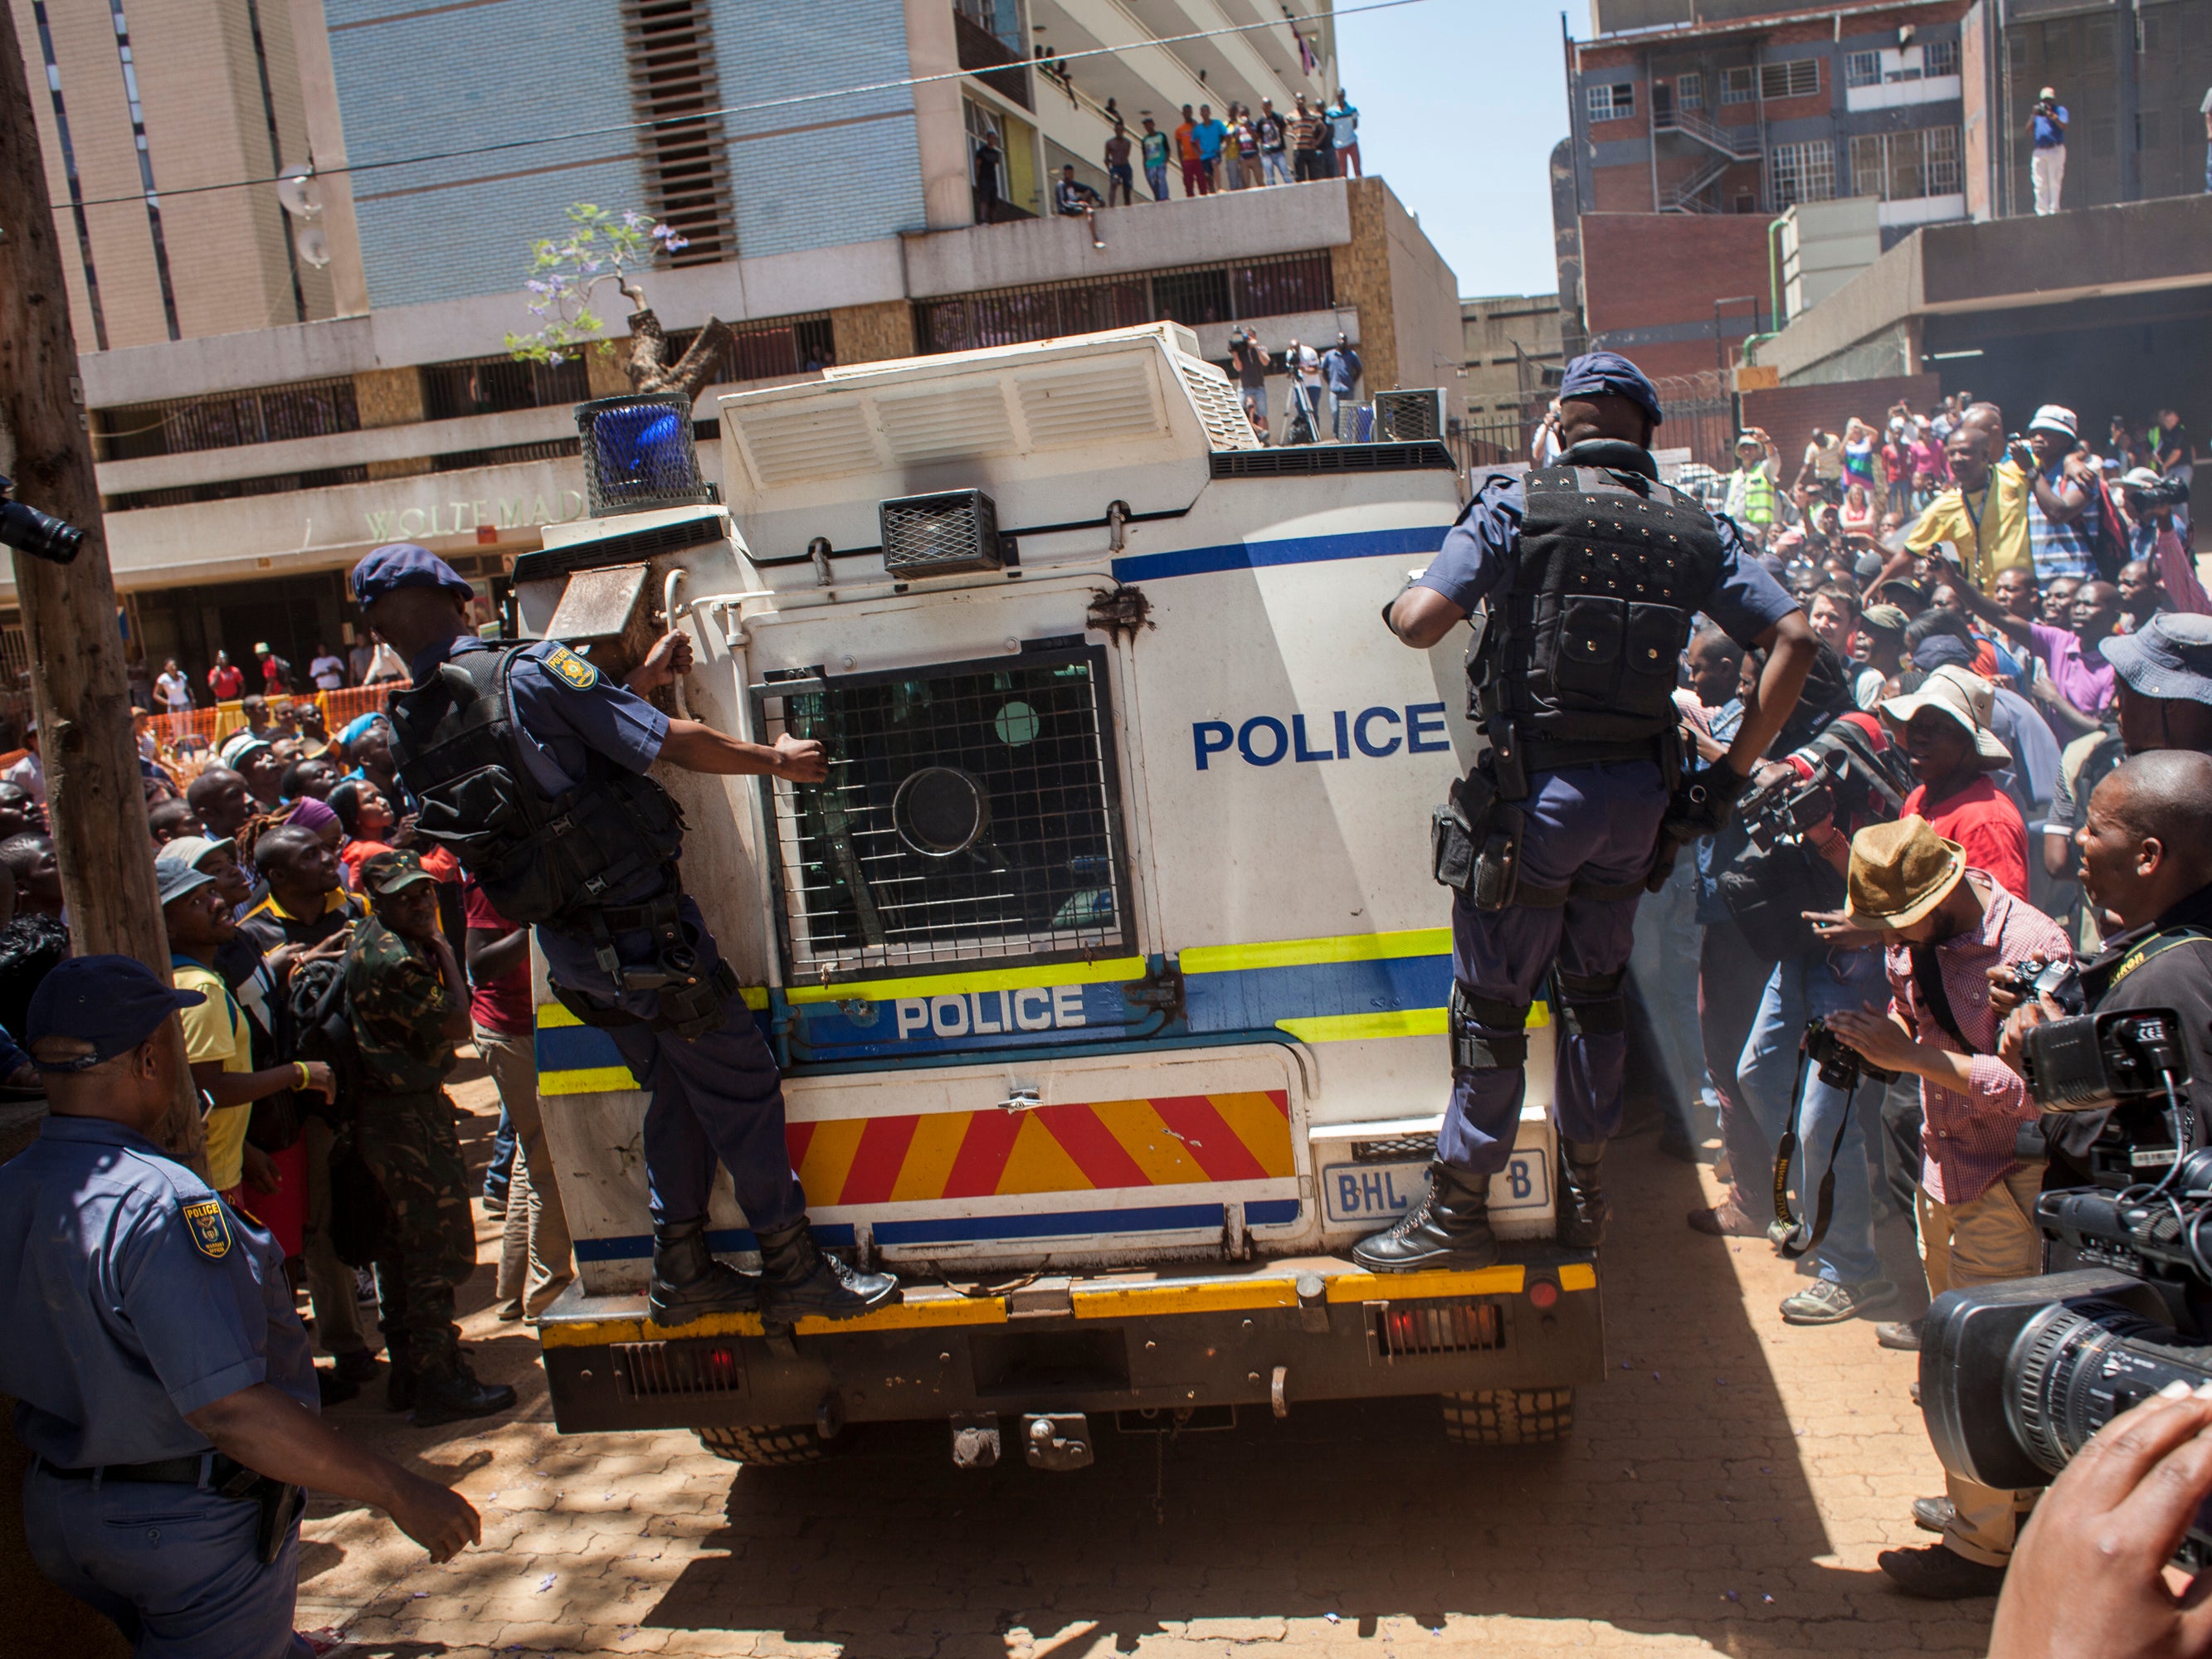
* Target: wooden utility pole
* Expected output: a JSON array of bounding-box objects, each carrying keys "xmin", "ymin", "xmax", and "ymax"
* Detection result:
[{"xmin": 0, "ymin": 4, "xmax": 202, "ymax": 1170}]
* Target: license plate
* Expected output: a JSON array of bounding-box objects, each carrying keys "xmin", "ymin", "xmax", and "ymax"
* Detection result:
[{"xmin": 1320, "ymin": 1155, "xmax": 1550, "ymax": 1225}]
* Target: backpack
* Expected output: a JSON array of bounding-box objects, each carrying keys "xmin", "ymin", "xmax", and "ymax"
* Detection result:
[
  {"xmin": 286, "ymin": 953, "xmax": 363, "ymax": 1120},
  {"xmin": 2086, "ymin": 474, "xmax": 2131, "ymax": 583}
]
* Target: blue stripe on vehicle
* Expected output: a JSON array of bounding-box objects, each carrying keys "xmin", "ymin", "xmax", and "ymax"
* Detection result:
[
  {"xmin": 536, "ymin": 1023, "xmax": 631, "ymax": 1076},
  {"xmin": 1244, "ymin": 1199, "xmax": 1302, "ymax": 1225},
  {"xmin": 872, "ymin": 1203, "xmax": 1228, "ymax": 1246},
  {"xmin": 1182, "ymin": 952, "xmax": 1455, "ymax": 1034},
  {"xmin": 1110, "ymin": 526, "xmax": 1446, "ymax": 584}
]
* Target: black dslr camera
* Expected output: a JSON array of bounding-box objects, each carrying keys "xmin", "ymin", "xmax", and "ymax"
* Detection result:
[
  {"xmin": 1801, "ymin": 1014, "xmax": 1898, "ymax": 1091},
  {"xmin": 1997, "ymin": 957, "xmax": 2085, "ymax": 1017},
  {"xmin": 1920, "ymin": 1009, "xmax": 2210, "ymax": 1563},
  {"xmin": 0, "ymin": 476, "xmax": 85, "ymax": 566}
]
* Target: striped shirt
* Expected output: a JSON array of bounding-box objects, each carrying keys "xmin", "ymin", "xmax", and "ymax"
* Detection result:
[
  {"xmin": 1883, "ymin": 872, "xmax": 2073, "ymax": 1205},
  {"xmin": 2026, "ymin": 461, "xmax": 2099, "ymax": 583}
]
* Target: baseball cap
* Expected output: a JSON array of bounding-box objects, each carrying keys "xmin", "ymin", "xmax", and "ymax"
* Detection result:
[
  {"xmin": 349, "ymin": 543, "xmax": 475, "ymax": 607},
  {"xmin": 163, "ymin": 834, "xmax": 236, "ymax": 871},
  {"xmin": 153, "ymin": 852, "xmax": 217, "ymax": 907},
  {"xmin": 2100, "ymin": 612, "xmax": 2212, "ymax": 706},
  {"xmin": 358, "ymin": 848, "xmax": 436, "ymax": 898},
  {"xmin": 1557, "ymin": 351, "xmax": 1663, "ymax": 429},
  {"xmin": 1860, "ymin": 604, "xmax": 1911, "ymax": 634},
  {"xmin": 26, "ymin": 955, "xmax": 203, "ymax": 1071}
]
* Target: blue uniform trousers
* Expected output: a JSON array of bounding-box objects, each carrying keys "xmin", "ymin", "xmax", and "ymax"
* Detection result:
[
  {"xmin": 24, "ymin": 1466, "xmax": 310, "ymax": 1659},
  {"xmin": 607, "ymin": 993, "xmax": 808, "ymax": 1236},
  {"xmin": 1437, "ymin": 761, "xmax": 1672, "ymax": 1177},
  {"xmin": 1735, "ymin": 945, "xmax": 1888, "ymax": 1286}
]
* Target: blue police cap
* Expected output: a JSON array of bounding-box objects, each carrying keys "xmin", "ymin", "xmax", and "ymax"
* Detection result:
[
  {"xmin": 350, "ymin": 543, "xmax": 475, "ymax": 607},
  {"xmin": 1558, "ymin": 350, "xmax": 1664, "ymax": 429},
  {"xmin": 27, "ymin": 954, "xmax": 203, "ymax": 1072}
]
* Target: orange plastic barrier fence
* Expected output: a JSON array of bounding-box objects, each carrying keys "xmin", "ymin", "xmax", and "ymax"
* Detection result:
[{"xmin": 149, "ymin": 685, "xmax": 394, "ymax": 759}]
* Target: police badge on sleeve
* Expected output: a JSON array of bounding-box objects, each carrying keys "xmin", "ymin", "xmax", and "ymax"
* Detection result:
[
  {"xmin": 181, "ymin": 1198, "xmax": 234, "ymax": 1261},
  {"xmin": 544, "ymin": 645, "xmax": 600, "ymax": 690}
]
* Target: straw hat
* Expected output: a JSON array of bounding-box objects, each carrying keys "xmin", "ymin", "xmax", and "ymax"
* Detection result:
[{"xmin": 1845, "ymin": 816, "xmax": 1968, "ymax": 930}]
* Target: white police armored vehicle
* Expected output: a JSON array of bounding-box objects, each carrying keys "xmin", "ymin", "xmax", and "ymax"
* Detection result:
[{"xmin": 519, "ymin": 323, "xmax": 1601, "ymax": 1465}]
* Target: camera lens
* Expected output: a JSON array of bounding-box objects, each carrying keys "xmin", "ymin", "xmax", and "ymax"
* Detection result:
[{"xmin": 0, "ymin": 499, "xmax": 85, "ymax": 566}]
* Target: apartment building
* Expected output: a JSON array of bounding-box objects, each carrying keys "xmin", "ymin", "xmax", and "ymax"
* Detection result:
[
  {"xmin": 11, "ymin": 0, "xmax": 1449, "ymax": 686},
  {"xmin": 1560, "ymin": 0, "xmax": 1972, "ymax": 378}
]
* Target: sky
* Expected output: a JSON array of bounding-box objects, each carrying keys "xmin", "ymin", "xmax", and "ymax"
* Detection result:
[{"xmin": 1337, "ymin": 0, "xmax": 1578, "ymax": 301}]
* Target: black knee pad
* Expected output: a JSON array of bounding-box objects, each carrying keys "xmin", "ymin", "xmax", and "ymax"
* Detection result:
[
  {"xmin": 1449, "ymin": 984, "xmax": 1530, "ymax": 1070},
  {"xmin": 1553, "ymin": 967, "xmax": 1626, "ymax": 1039}
]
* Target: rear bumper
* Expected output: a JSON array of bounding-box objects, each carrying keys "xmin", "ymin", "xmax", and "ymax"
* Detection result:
[{"xmin": 537, "ymin": 1250, "xmax": 1605, "ymax": 1433}]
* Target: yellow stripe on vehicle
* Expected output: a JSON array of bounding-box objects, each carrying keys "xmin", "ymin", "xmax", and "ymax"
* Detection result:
[
  {"xmin": 1558, "ymin": 1262, "xmax": 1597, "ymax": 1292},
  {"xmin": 1071, "ymin": 1279, "xmax": 1302, "ymax": 1318},
  {"xmin": 783, "ymin": 956, "xmax": 1147, "ymax": 1006},
  {"xmin": 1325, "ymin": 1264, "xmax": 1527, "ymax": 1301},
  {"xmin": 1274, "ymin": 1002, "xmax": 1550, "ymax": 1044},
  {"xmin": 538, "ymin": 1295, "xmax": 1008, "ymax": 1349},
  {"xmin": 539, "ymin": 1065, "xmax": 644, "ymax": 1097},
  {"xmin": 1180, "ymin": 928, "xmax": 1452, "ymax": 975}
]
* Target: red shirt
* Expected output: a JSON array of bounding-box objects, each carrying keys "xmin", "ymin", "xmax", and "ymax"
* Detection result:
[
  {"xmin": 462, "ymin": 881, "xmax": 533, "ymax": 1036},
  {"xmin": 207, "ymin": 664, "xmax": 243, "ymax": 700},
  {"xmin": 1903, "ymin": 776, "xmax": 2029, "ymax": 901}
]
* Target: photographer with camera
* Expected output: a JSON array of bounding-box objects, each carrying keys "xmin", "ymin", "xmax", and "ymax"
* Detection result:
[
  {"xmin": 1821, "ymin": 816, "xmax": 2073, "ymax": 1598},
  {"xmin": 1696, "ymin": 648, "xmax": 1911, "ymax": 1321},
  {"xmin": 1999, "ymin": 751, "xmax": 2212, "ymax": 1189}
]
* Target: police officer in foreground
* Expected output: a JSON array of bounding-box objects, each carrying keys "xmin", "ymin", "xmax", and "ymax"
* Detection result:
[
  {"xmin": 0, "ymin": 956, "xmax": 478, "ymax": 1655},
  {"xmin": 352, "ymin": 545, "xmax": 897, "ymax": 1324},
  {"xmin": 1357, "ymin": 352, "xmax": 1819, "ymax": 1271}
]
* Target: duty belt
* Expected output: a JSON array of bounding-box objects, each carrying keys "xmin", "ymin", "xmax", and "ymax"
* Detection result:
[{"xmin": 37, "ymin": 1450, "xmax": 261, "ymax": 1493}]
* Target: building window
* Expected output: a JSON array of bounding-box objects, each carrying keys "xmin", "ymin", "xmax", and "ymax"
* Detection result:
[
  {"xmin": 1923, "ymin": 38, "xmax": 1958, "ymax": 77},
  {"xmin": 1586, "ymin": 80, "xmax": 1635, "ymax": 122},
  {"xmin": 1759, "ymin": 57, "xmax": 1821, "ymax": 100},
  {"xmin": 1676, "ymin": 71, "xmax": 1703, "ymax": 110},
  {"xmin": 1771, "ymin": 139, "xmax": 1835, "ymax": 206},
  {"xmin": 1844, "ymin": 50, "xmax": 1881, "ymax": 88},
  {"xmin": 1849, "ymin": 126, "xmax": 1961, "ymax": 200},
  {"xmin": 1720, "ymin": 66, "xmax": 1756, "ymax": 105}
]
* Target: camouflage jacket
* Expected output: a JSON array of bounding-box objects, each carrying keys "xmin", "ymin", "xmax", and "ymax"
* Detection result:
[{"xmin": 343, "ymin": 916, "xmax": 458, "ymax": 1096}]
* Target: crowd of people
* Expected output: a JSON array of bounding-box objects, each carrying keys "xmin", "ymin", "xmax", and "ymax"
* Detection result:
[
  {"xmin": 972, "ymin": 88, "xmax": 1360, "ymax": 230},
  {"xmin": 0, "ymin": 691, "xmax": 566, "ymax": 1445},
  {"xmin": 141, "ymin": 634, "xmax": 407, "ymax": 718},
  {"xmin": 1605, "ymin": 385, "xmax": 2205, "ymax": 1599}
]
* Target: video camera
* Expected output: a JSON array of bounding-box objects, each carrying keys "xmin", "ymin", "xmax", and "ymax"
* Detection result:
[
  {"xmin": 1919, "ymin": 1007, "xmax": 2208, "ymax": 1560},
  {"xmin": 2123, "ymin": 473, "xmax": 2190, "ymax": 514},
  {"xmin": 1741, "ymin": 720, "xmax": 1907, "ymax": 855},
  {"xmin": 0, "ymin": 476, "xmax": 85, "ymax": 566}
]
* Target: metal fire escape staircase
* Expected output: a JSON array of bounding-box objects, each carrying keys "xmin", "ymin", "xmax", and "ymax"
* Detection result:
[{"xmin": 1654, "ymin": 109, "xmax": 1764, "ymax": 214}]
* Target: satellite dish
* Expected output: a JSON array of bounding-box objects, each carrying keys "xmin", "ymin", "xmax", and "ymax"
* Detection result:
[
  {"xmin": 294, "ymin": 224, "xmax": 332, "ymax": 268},
  {"xmin": 275, "ymin": 165, "xmax": 321, "ymax": 219}
]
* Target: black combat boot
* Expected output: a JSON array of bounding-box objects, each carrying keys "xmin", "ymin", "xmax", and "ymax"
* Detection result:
[
  {"xmin": 1558, "ymin": 1139, "xmax": 1610, "ymax": 1249},
  {"xmin": 409, "ymin": 1351, "xmax": 518, "ymax": 1428},
  {"xmin": 756, "ymin": 1221, "xmax": 900, "ymax": 1323},
  {"xmin": 1351, "ymin": 1162, "xmax": 1499, "ymax": 1272},
  {"xmin": 383, "ymin": 1336, "xmax": 414, "ymax": 1414},
  {"xmin": 648, "ymin": 1217, "xmax": 762, "ymax": 1326}
]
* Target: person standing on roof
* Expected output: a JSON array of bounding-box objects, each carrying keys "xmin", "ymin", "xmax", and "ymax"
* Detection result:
[{"xmin": 1358, "ymin": 351, "xmax": 1818, "ymax": 1271}]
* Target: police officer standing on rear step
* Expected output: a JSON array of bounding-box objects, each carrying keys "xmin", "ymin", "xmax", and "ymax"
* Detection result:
[
  {"xmin": 1356, "ymin": 353, "xmax": 1820, "ymax": 1271},
  {"xmin": 353, "ymin": 545, "xmax": 899, "ymax": 1326},
  {"xmin": 0, "ymin": 956, "xmax": 479, "ymax": 1655}
]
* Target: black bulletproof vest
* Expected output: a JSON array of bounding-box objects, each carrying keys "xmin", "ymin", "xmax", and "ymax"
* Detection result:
[
  {"xmin": 1470, "ymin": 458, "xmax": 1727, "ymax": 751},
  {"xmin": 387, "ymin": 645, "xmax": 685, "ymax": 927}
]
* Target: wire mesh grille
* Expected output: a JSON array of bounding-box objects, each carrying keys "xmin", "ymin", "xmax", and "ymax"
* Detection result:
[
  {"xmin": 761, "ymin": 648, "xmax": 1127, "ymax": 978},
  {"xmin": 577, "ymin": 393, "xmax": 712, "ymax": 516},
  {"xmin": 881, "ymin": 490, "xmax": 1001, "ymax": 577}
]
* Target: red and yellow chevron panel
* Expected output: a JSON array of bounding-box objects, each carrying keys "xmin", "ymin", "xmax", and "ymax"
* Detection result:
[{"xmin": 785, "ymin": 1092, "xmax": 1294, "ymax": 1206}]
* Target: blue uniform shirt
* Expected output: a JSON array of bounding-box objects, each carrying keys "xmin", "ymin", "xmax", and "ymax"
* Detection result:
[
  {"xmin": 1415, "ymin": 459, "xmax": 1798, "ymax": 651},
  {"xmin": 414, "ymin": 635, "xmax": 709, "ymax": 1011},
  {"xmin": 0, "ymin": 1114, "xmax": 316, "ymax": 1468}
]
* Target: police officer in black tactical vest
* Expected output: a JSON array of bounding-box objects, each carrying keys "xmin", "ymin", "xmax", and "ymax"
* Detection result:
[
  {"xmin": 353, "ymin": 544, "xmax": 898, "ymax": 1326},
  {"xmin": 1357, "ymin": 352, "xmax": 1820, "ymax": 1271}
]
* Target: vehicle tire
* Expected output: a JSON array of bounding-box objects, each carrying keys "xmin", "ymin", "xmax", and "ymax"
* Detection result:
[
  {"xmin": 1440, "ymin": 1387, "xmax": 1574, "ymax": 1446},
  {"xmin": 695, "ymin": 1424, "xmax": 826, "ymax": 1466}
]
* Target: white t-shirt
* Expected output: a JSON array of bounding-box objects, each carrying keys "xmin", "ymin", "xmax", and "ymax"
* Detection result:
[
  {"xmin": 363, "ymin": 642, "xmax": 407, "ymax": 683},
  {"xmin": 309, "ymin": 654, "xmax": 346, "ymax": 690},
  {"xmin": 154, "ymin": 671, "xmax": 192, "ymax": 712},
  {"xmin": 1294, "ymin": 344, "xmax": 1322, "ymax": 388},
  {"xmin": 5, "ymin": 752, "xmax": 45, "ymax": 805}
]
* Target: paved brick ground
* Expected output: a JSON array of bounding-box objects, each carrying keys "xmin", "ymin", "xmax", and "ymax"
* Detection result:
[{"xmin": 295, "ymin": 1079, "xmax": 1995, "ymax": 1658}]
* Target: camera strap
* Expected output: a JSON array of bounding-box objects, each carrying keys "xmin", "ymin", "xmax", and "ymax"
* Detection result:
[
  {"xmin": 1911, "ymin": 946, "xmax": 1970, "ymax": 1052},
  {"xmin": 1771, "ymin": 1050, "xmax": 1860, "ymax": 1261}
]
